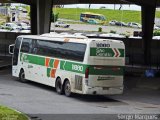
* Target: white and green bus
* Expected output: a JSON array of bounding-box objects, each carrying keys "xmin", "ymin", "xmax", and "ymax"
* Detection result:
[{"xmin": 9, "ymin": 33, "xmax": 125, "ymax": 96}]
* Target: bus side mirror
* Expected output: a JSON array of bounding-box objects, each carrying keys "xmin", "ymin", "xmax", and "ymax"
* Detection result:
[{"xmin": 9, "ymin": 44, "xmax": 15, "ymax": 55}]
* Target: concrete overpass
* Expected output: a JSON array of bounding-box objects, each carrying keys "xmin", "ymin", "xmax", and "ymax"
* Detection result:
[{"xmin": 0, "ymin": 0, "xmax": 160, "ymax": 65}]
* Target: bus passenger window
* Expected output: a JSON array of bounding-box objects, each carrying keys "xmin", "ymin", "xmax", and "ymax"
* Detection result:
[{"xmin": 21, "ymin": 39, "xmax": 32, "ymax": 53}]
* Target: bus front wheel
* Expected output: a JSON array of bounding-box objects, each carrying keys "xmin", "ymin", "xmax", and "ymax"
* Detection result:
[
  {"xmin": 64, "ymin": 80, "xmax": 72, "ymax": 97},
  {"xmin": 55, "ymin": 77, "xmax": 63, "ymax": 94},
  {"xmin": 19, "ymin": 70, "xmax": 27, "ymax": 83}
]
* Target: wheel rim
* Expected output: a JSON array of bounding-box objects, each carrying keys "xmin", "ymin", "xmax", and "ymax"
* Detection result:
[
  {"xmin": 21, "ymin": 73, "xmax": 24, "ymax": 80},
  {"xmin": 56, "ymin": 79, "xmax": 62, "ymax": 93},
  {"xmin": 20, "ymin": 72, "xmax": 25, "ymax": 81},
  {"xmin": 65, "ymin": 81, "xmax": 71, "ymax": 96},
  {"xmin": 19, "ymin": 71, "xmax": 27, "ymax": 83}
]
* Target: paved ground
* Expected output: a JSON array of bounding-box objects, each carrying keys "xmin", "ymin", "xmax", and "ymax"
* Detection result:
[
  {"xmin": 50, "ymin": 23, "xmax": 140, "ymax": 35},
  {"xmin": 0, "ymin": 56, "xmax": 12, "ymax": 68},
  {"xmin": 0, "ymin": 69, "xmax": 160, "ymax": 120}
]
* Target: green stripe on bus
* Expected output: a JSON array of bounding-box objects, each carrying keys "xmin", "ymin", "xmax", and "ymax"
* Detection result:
[
  {"xmin": 47, "ymin": 68, "xmax": 51, "ymax": 77},
  {"xmin": 118, "ymin": 49, "xmax": 125, "ymax": 57},
  {"xmin": 49, "ymin": 59, "xmax": 54, "ymax": 68},
  {"xmin": 60, "ymin": 61, "xmax": 88, "ymax": 74},
  {"xmin": 20, "ymin": 53, "xmax": 124, "ymax": 76},
  {"xmin": 90, "ymin": 48, "xmax": 124, "ymax": 57},
  {"xmin": 90, "ymin": 48, "xmax": 114, "ymax": 57},
  {"xmin": 20, "ymin": 53, "xmax": 45, "ymax": 66}
]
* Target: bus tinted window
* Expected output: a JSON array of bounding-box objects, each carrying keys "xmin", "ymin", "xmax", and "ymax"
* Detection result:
[
  {"xmin": 36, "ymin": 40, "xmax": 86, "ymax": 62},
  {"xmin": 80, "ymin": 14, "xmax": 85, "ymax": 17},
  {"xmin": 21, "ymin": 38, "xmax": 32, "ymax": 53},
  {"xmin": 36, "ymin": 40, "xmax": 49, "ymax": 56}
]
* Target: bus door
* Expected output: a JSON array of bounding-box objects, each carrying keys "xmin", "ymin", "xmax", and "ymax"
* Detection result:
[
  {"xmin": 20, "ymin": 38, "xmax": 36, "ymax": 80},
  {"xmin": 12, "ymin": 37, "xmax": 22, "ymax": 77}
]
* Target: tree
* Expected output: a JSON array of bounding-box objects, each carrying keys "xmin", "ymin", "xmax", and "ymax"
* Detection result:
[{"xmin": 51, "ymin": 12, "xmax": 59, "ymax": 22}]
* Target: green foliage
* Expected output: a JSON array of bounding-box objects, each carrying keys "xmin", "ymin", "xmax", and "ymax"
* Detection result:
[
  {"xmin": 0, "ymin": 105, "xmax": 28, "ymax": 120},
  {"xmin": 51, "ymin": 12, "xmax": 59, "ymax": 22},
  {"xmin": 98, "ymin": 27, "xmax": 102, "ymax": 32},
  {"xmin": 110, "ymin": 30, "xmax": 116, "ymax": 34},
  {"xmin": 54, "ymin": 8, "xmax": 142, "ymax": 23},
  {"xmin": 153, "ymin": 30, "xmax": 160, "ymax": 36},
  {"xmin": 6, "ymin": 15, "xmax": 10, "ymax": 22}
]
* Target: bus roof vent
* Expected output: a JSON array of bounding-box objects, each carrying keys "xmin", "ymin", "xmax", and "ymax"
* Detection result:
[
  {"xmin": 40, "ymin": 32, "xmax": 58, "ymax": 37},
  {"xmin": 40, "ymin": 32, "xmax": 88, "ymax": 39}
]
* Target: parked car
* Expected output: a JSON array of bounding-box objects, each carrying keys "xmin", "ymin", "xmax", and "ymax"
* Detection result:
[
  {"xmin": 55, "ymin": 21, "xmax": 70, "ymax": 28},
  {"xmin": 154, "ymin": 25, "xmax": 160, "ymax": 30},
  {"xmin": 109, "ymin": 20, "xmax": 118, "ymax": 25},
  {"xmin": 21, "ymin": 20, "xmax": 30, "ymax": 25},
  {"xmin": 22, "ymin": 8, "xmax": 27, "ymax": 13},
  {"xmin": 115, "ymin": 21, "xmax": 127, "ymax": 26},
  {"xmin": 128, "ymin": 22, "xmax": 142, "ymax": 28},
  {"xmin": 109, "ymin": 20, "xmax": 127, "ymax": 26},
  {"xmin": 17, "ymin": 22, "xmax": 31, "ymax": 30},
  {"xmin": 18, "ymin": 7, "xmax": 23, "ymax": 11},
  {"xmin": 0, "ymin": 23, "xmax": 21, "ymax": 31}
]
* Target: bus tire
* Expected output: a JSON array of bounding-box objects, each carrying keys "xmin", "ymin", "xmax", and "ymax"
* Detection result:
[
  {"xmin": 55, "ymin": 77, "xmax": 63, "ymax": 94},
  {"xmin": 64, "ymin": 80, "xmax": 72, "ymax": 97},
  {"xmin": 19, "ymin": 69, "xmax": 27, "ymax": 83}
]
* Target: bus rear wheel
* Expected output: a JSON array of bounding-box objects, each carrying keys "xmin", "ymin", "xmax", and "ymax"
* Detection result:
[
  {"xmin": 55, "ymin": 78, "xmax": 63, "ymax": 94},
  {"xmin": 64, "ymin": 80, "xmax": 72, "ymax": 97},
  {"xmin": 19, "ymin": 70, "xmax": 27, "ymax": 83}
]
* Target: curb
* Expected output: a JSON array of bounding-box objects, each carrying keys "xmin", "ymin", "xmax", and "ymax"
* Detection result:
[{"xmin": 13, "ymin": 109, "xmax": 31, "ymax": 120}]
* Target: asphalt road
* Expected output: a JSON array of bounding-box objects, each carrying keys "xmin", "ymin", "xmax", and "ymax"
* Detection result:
[
  {"xmin": 0, "ymin": 69, "xmax": 160, "ymax": 120},
  {"xmin": 51, "ymin": 23, "xmax": 140, "ymax": 34}
]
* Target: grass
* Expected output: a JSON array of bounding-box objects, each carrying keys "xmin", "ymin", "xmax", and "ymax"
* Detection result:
[
  {"xmin": 53, "ymin": 8, "xmax": 160, "ymax": 24},
  {"xmin": 0, "ymin": 14, "xmax": 6, "ymax": 25},
  {"xmin": 0, "ymin": 14, "xmax": 6, "ymax": 19},
  {"xmin": 0, "ymin": 105, "xmax": 28, "ymax": 120}
]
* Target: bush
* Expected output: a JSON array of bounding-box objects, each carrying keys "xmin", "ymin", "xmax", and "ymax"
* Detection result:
[
  {"xmin": 110, "ymin": 30, "xmax": 116, "ymax": 34},
  {"xmin": 6, "ymin": 15, "xmax": 10, "ymax": 22},
  {"xmin": 153, "ymin": 30, "xmax": 160, "ymax": 36},
  {"xmin": 98, "ymin": 27, "xmax": 102, "ymax": 32},
  {"xmin": 51, "ymin": 13, "xmax": 59, "ymax": 22}
]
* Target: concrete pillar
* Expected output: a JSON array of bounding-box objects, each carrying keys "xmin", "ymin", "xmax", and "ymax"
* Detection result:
[
  {"xmin": 37, "ymin": 0, "xmax": 53, "ymax": 34},
  {"xmin": 31, "ymin": 4, "xmax": 37, "ymax": 35},
  {"xmin": 141, "ymin": 5, "xmax": 156, "ymax": 65}
]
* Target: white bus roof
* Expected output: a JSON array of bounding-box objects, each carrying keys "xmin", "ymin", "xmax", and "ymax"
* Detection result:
[{"xmin": 18, "ymin": 33, "xmax": 124, "ymax": 44}]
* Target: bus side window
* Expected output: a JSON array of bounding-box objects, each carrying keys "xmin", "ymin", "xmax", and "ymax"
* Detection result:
[
  {"xmin": 32, "ymin": 48, "xmax": 38, "ymax": 54},
  {"xmin": 36, "ymin": 40, "xmax": 48, "ymax": 56},
  {"xmin": 30, "ymin": 39, "xmax": 37, "ymax": 54},
  {"xmin": 21, "ymin": 38, "xmax": 32, "ymax": 53}
]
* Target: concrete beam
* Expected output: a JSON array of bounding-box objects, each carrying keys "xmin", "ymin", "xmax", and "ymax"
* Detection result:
[
  {"xmin": 141, "ymin": 5, "xmax": 156, "ymax": 65},
  {"xmin": 53, "ymin": 0, "xmax": 129, "ymax": 5},
  {"xmin": 124, "ymin": 0, "xmax": 157, "ymax": 6}
]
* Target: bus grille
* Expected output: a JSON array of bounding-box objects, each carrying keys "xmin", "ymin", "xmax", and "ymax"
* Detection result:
[{"xmin": 75, "ymin": 75, "xmax": 82, "ymax": 91}]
